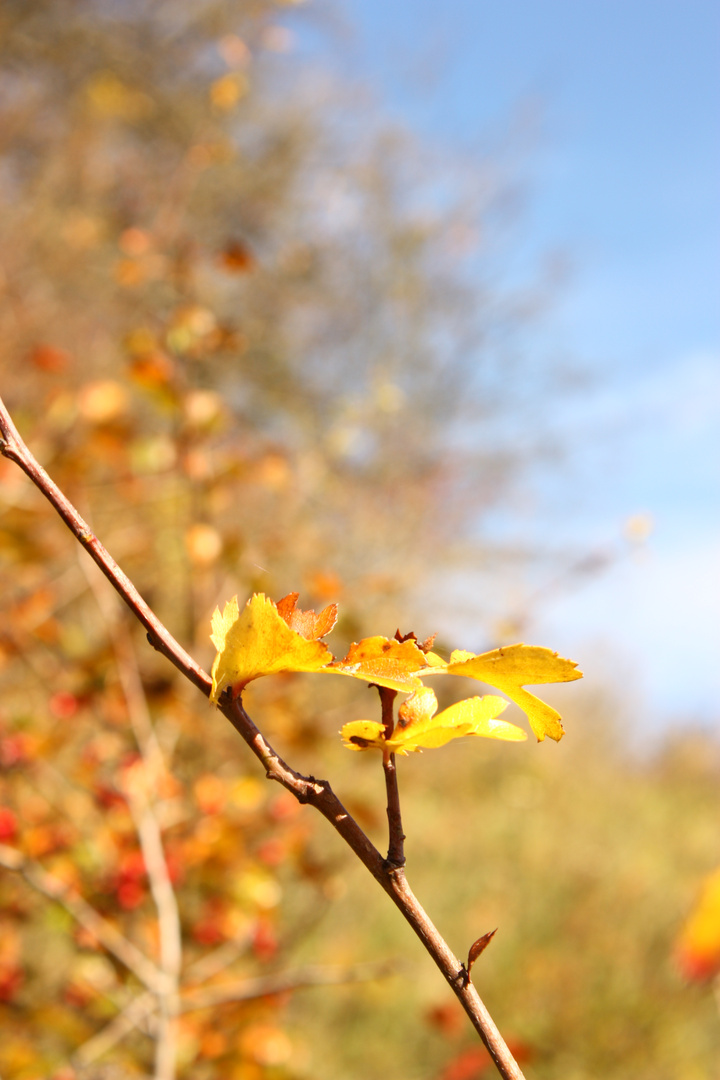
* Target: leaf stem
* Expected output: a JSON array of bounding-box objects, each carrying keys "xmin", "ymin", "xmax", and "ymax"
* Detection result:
[
  {"xmin": 383, "ymin": 751, "xmax": 405, "ymax": 868},
  {"xmin": 377, "ymin": 687, "xmax": 405, "ymax": 868}
]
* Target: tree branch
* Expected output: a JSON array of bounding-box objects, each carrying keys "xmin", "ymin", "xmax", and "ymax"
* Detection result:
[
  {"xmin": 181, "ymin": 928, "xmax": 254, "ymax": 987},
  {"xmin": 0, "ymin": 396, "xmax": 526, "ymax": 1080},
  {"xmin": 180, "ymin": 959, "xmax": 399, "ymax": 1013},
  {"xmin": 72, "ymin": 990, "xmax": 157, "ymax": 1068}
]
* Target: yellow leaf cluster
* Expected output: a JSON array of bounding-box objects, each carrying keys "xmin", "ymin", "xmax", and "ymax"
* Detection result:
[
  {"xmin": 341, "ymin": 687, "xmax": 526, "ymax": 754},
  {"xmin": 325, "ymin": 635, "xmax": 429, "ymax": 692},
  {"xmin": 209, "ymin": 593, "xmax": 582, "ymax": 747}
]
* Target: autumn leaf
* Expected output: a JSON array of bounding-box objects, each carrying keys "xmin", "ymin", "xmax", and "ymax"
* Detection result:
[
  {"xmin": 209, "ymin": 595, "xmax": 580, "ymax": 741},
  {"xmin": 210, "ymin": 594, "xmax": 333, "ymax": 703},
  {"xmin": 276, "ymin": 592, "xmax": 338, "ymax": 640},
  {"xmin": 326, "ymin": 636, "xmax": 429, "ymax": 693},
  {"xmin": 424, "ymin": 644, "xmax": 582, "ymax": 742},
  {"xmin": 218, "ymin": 240, "xmax": 256, "ymax": 274},
  {"xmin": 394, "ymin": 628, "xmax": 438, "ymax": 653},
  {"xmin": 675, "ymin": 867, "xmax": 720, "ymax": 981},
  {"xmin": 341, "ymin": 686, "xmax": 526, "ymax": 754}
]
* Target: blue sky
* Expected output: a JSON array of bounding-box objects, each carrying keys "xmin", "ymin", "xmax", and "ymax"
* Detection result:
[{"xmin": 288, "ymin": 0, "xmax": 720, "ymax": 732}]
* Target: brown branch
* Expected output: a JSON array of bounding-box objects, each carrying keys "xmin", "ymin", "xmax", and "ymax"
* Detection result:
[
  {"xmin": 377, "ymin": 686, "xmax": 405, "ymax": 868},
  {"xmin": 383, "ymin": 751, "xmax": 405, "ymax": 867},
  {"xmin": 0, "ymin": 396, "xmax": 526, "ymax": 1080}
]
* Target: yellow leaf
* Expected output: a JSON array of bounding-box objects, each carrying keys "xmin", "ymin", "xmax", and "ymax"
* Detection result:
[
  {"xmin": 210, "ymin": 594, "xmax": 333, "ymax": 702},
  {"xmin": 340, "ymin": 720, "xmax": 387, "ymax": 751},
  {"xmin": 396, "ymin": 685, "xmax": 438, "ymax": 728},
  {"xmin": 421, "ymin": 695, "xmax": 527, "ymax": 747},
  {"xmin": 326, "ymin": 636, "xmax": 428, "ymax": 692},
  {"xmin": 341, "ymin": 687, "xmax": 526, "ymax": 754},
  {"xmin": 436, "ymin": 644, "xmax": 582, "ymax": 742},
  {"xmin": 449, "ymin": 649, "xmax": 475, "ymax": 663}
]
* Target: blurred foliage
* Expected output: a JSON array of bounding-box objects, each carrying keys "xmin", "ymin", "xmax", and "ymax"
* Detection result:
[
  {"xmin": 0, "ymin": 0, "xmax": 554, "ymax": 635},
  {"xmin": 285, "ymin": 698, "xmax": 720, "ymax": 1080},
  {"xmin": 0, "ymin": 0, "xmax": 717, "ymax": 1077}
]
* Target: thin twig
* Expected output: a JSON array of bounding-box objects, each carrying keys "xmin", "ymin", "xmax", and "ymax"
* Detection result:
[
  {"xmin": 179, "ymin": 960, "xmax": 399, "ymax": 1012},
  {"xmin": 182, "ymin": 929, "xmax": 254, "ymax": 986},
  {"xmin": 383, "ymin": 751, "xmax": 405, "ymax": 867},
  {"xmin": 0, "ymin": 396, "xmax": 527, "ymax": 1080},
  {"xmin": 73, "ymin": 960, "xmax": 398, "ymax": 1065},
  {"xmin": 72, "ymin": 991, "xmax": 157, "ymax": 1067},
  {"xmin": 377, "ymin": 686, "xmax": 405, "ymax": 867}
]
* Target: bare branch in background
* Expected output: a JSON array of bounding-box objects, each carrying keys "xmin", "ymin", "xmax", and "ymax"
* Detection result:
[
  {"xmin": 0, "ymin": 844, "xmax": 168, "ymax": 995},
  {"xmin": 81, "ymin": 561, "xmax": 182, "ymax": 1079}
]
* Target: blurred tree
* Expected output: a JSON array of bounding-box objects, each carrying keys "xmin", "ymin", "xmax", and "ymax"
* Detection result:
[
  {"xmin": 0, "ymin": 1, "xmax": 609, "ymax": 1077},
  {"xmin": 0, "ymin": 0, "xmax": 554, "ymax": 636}
]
